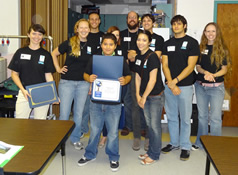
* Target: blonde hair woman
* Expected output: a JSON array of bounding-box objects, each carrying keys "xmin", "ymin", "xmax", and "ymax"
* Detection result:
[
  {"xmin": 52, "ymin": 19, "xmax": 91, "ymax": 150},
  {"xmin": 192, "ymin": 22, "xmax": 232, "ymax": 150}
]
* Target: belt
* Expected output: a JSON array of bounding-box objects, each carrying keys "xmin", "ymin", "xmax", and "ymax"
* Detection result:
[
  {"xmin": 197, "ymin": 81, "xmax": 223, "ymax": 87},
  {"xmin": 149, "ymin": 90, "xmax": 164, "ymax": 97}
]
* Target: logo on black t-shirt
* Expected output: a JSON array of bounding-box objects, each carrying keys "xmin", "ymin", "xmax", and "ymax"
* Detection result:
[{"xmin": 38, "ymin": 55, "xmax": 45, "ymax": 65}]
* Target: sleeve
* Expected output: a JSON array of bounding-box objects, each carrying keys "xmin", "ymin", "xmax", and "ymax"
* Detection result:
[
  {"xmin": 58, "ymin": 40, "xmax": 70, "ymax": 55},
  {"xmin": 196, "ymin": 54, "xmax": 202, "ymax": 65},
  {"xmin": 222, "ymin": 57, "xmax": 227, "ymax": 66},
  {"xmin": 44, "ymin": 51, "xmax": 56, "ymax": 73},
  {"xmin": 8, "ymin": 49, "xmax": 21, "ymax": 72},
  {"xmin": 154, "ymin": 35, "xmax": 164, "ymax": 52},
  {"xmin": 162, "ymin": 42, "xmax": 168, "ymax": 56},
  {"xmin": 188, "ymin": 39, "xmax": 200, "ymax": 56},
  {"xmin": 84, "ymin": 56, "xmax": 93, "ymax": 75},
  {"xmin": 147, "ymin": 53, "xmax": 160, "ymax": 73}
]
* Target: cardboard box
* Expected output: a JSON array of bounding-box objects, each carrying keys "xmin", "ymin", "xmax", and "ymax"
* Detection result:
[{"xmin": 222, "ymin": 88, "xmax": 231, "ymax": 111}]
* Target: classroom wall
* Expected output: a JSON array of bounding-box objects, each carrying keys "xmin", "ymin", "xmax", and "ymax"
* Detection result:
[
  {"xmin": 0, "ymin": 0, "xmax": 216, "ymax": 53},
  {"xmin": 176, "ymin": 0, "xmax": 214, "ymax": 42},
  {"xmin": 0, "ymin": 0, "xmax": 20, "ymax": 55}
]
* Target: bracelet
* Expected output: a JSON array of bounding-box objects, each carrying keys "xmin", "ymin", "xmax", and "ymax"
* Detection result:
[{"xmin": 176, "ymin": 77, "xmax": 179, "ymax": 83}]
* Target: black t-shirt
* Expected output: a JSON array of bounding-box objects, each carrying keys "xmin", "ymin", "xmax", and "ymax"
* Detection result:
[
  {"xmin": 58, "ymin": 40, "xmax": 92, "ymax": 81},
  {"xmin": 8, "ymin": 47, "xmax": 55, "ymax": 87},
  {"xmin": 134, "ymin": 49, "xmax": 164, "ymax": 96},
  {"xmin": 196, "ymin": 45, "xmax": 227, "ymax": 83},
  {"xmin": 162, "ymin": 35, "xmax": 200, "ymax": 86},
  {"xmin": 150, "ymin": 33, "xmax": 164, "ymax": 52},
  {"xmin": 120, "ymin": 29, "xmax": 142, "ymax": 71},
  {"xmin": 85, "ymin": 52, "xmax": 131, "ymax": 104},
  {"xmin": 87, "ymin": 31, "xmax": 104, "ymax": 55}
]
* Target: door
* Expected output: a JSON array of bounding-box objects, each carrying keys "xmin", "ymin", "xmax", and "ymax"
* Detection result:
[{"xmin": 215, "ymin": 2, "xmax": 238, "ymax": 126}]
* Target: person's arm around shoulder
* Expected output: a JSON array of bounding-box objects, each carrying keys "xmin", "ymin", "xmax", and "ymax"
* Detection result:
[
  {"xmin": 51, "ymin": 47, "xmax": 68, "ymax": 74},
  {"xmin": 11, "ymin": 71, "xmax": 30, "ymax": 100}
]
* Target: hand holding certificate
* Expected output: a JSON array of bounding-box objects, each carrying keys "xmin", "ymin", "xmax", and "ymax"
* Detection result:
[
  {"xmin": 92, "ymin": 55, "xmax": 123, "ymax": 103},
  {"xmin": 26, "ymin": 81, "xmax": 59, "ymax": 108}
]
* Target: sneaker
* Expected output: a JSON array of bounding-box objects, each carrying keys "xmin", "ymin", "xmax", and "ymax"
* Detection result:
[
  {"xmin": 121, "ymin": 127, "xmax": 130, "ymax": 136},
  {"xmin": 161, "ymin": 144, "xmax": 179, "ymax": 154},
  {"xmin": 110, "ymin": 161, "xmax": 119, "ymax": 172},
  {"xmin": 144, "ymin": 138, "xmax": 149, "ymax": 151},
  {"xmin": 78, "ymin": 156, "xmax": 96, "ymax": 166},
  {"xmin": 132, "ymin": 138, "xmax": 140, "ymax": 151},
  {"xmin": 72, "ymin": 142, "xmax": 84, "ymax": 150},
  {"xmin": 191, "ymin": 145, "xmax": 199, "ymax": 151},
  {"xmin": 180, "ymin": 150, "xmax": 190, "ymax": 161}
]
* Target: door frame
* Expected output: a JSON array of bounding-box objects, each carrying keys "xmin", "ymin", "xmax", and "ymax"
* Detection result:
[{"xmin": 214, "ymin": 0, "xmax": 238, "ymax": 22}]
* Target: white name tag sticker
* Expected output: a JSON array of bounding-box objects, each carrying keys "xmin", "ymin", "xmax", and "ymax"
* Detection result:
[
  {"xmin": 20, "ymin": 54, "xmax": 31, "ymax": 60},
  {"xmin": 135, "ymin": 59, "xmax": 141, "ymax": 66},
  {"xmin": 39, "ymin": 55, "xmax": 45, "ymax": 62},
  {"xmin": 181, "ymin": 41, "xmax": 188, "ymax": 49},
  {"xmin": 202, "ymin": 49, "xmax": 209, "ymax": 55},
  {"xmin": 167, "ymin": 46, "xmax": 175, "ymax": 52},
  {"xmin": 87, "ymin": 46, "xmax": 91, "ymax": 54},
  {"xmin": 124, "ymin": 37, "xmax": 131, "ymax": 42},
  {"xmin": 117, "ymin": 50, "xmax": 122, "ymax": 55},
  {"xmin": 149, "ymin": 47, "xmax": 155, "ymax": 51}
]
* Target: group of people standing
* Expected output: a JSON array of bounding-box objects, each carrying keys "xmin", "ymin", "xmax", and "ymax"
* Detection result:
[{"xmin": 8, "ymin": 10, "xmax": 231, "ymax": 172}]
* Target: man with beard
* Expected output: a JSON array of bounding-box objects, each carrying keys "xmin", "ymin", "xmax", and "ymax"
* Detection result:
[{"xmin": 120, "ymin": 11, "xmax": 148, "ymax": 152}]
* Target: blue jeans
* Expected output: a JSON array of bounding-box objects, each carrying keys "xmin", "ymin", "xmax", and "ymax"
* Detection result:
[
  {"xmin": 58, "ymin": 79, "xmax": 90, "ymax": 143},
  {"xmin": 123, "ymin": 83, "xmax": 133, "ymax": 130},
  {"xmin": 143, "ymin": 93, "xmax": 164, "ymax": 160},
  {"xmin": 84, "ymin": 101, "xmax": 121, "ymax": 161},
  {"xmin": 81, "ymin": 95, "xmax": 90, "ymax": 134},
  {"xmin": 124, "ymin": 72, "xmax": 147, "ymax": 138},
  {"xmin": 164, "ymin": 85, "xmax": 193, "ymax": 150},
  {"xmin": 194, "ymin": 81, "xmax": 225, "ymax": 148}
]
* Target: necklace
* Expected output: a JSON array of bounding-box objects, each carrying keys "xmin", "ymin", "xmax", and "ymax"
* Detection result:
[{"xmin": 80, "ymin": 42, "xmax": 87, "ymax": 50}]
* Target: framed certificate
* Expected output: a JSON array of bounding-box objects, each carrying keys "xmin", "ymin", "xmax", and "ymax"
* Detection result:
[
  {"xmin": 26, "ymin": 81, "xmax": 59, "ymax": 108},
  {"xmin": 91, "ymin": 55, "xmax": 124, "ymax": 103},
  {"xmin": 92, "ymin": 78, "xmax": 121, "ymax": 102}
]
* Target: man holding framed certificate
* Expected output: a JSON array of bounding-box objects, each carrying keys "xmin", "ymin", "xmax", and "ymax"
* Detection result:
[{"xmin": 78, "ymin": 33, "xmax": 131, "ymax": 172}]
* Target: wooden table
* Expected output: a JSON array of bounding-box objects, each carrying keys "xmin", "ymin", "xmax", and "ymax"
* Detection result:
[
  {"xmin": 200, "ymin": 135, "xmax": 238, "ymax": 175},
  {"xmin": 0, "ymin": 118, "xmax": 75, "ymax": 175}
]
